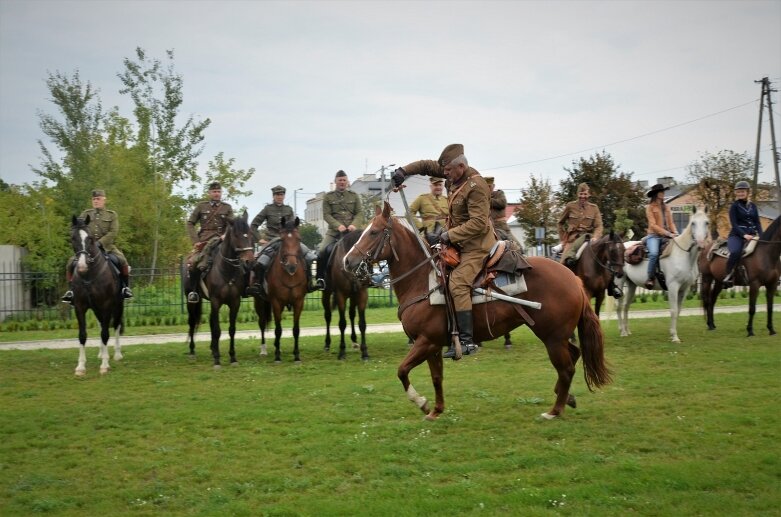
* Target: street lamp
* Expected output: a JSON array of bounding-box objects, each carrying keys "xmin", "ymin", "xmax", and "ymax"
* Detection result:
[{"xmin": 293, "ymin": 187, "xmax": 304, "ymax": 217}]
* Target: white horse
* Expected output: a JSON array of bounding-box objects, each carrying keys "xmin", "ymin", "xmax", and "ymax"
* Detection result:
[{"xmin": 617, "ymin": 206, "xmax": 710, "ymax": 343}]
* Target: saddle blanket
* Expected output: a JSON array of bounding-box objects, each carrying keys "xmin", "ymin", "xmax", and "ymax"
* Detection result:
[
  {"xmin": 428, "ymin": 269, "xmax": 528, "ymax": 306},
  {"xmin": 707, "ymin": 238, "xmax": 758, "ymax": 261}
]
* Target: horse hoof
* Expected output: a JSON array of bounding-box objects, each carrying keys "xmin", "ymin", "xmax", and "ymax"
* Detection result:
[
  {"xmin": 259, "ymin": 351, "xmax": 268, "ymax": 357},
  {"xmin": 100, "ymin": 368, "xmax": 109, "ymax": 375},
  {"xmin": 619, "ymin": 331, "xmax": 629, "ymax": 337},
  {"xmin": 770, "ymin": 330, "xmax": 777, "ymax": 336},
  {"xmin": 566, "ymin": 394, "xmax": 577, "ymax": 409},
  {"xmin": 671, "ymin": 337, "xmax": 681, "ymax": 344},
  {"xmin": 75, "ymin": 369, "xmax": 86, "ymax": 377},
  {"xmin": 213, "ymin": 365, "xmax": 221, "ymax": 371},
  {"xmin": 231, "ymin": 362, "xmax": 239, "ymax": 367},
  {"xmin": 113, "ymin": 355, "xmax": 123, "ymax": 361},
  {"xmin": 707, "ymin": 326, "xmax": 716, "ymax": 331},
  {"xmin": 274, "ymin": 360, "xmax": 282, "ymax": 364},
  {"xmin": 294, "ymin": 360, "xmax": 302, "ymax": 364},
  {"xmin": 352, "ymin": 342, "xmax": 359, "ymax": 349},
  {"xmin": 424, "ymin": 411, "xmax": 440, "ymax": 421},
  {"xmin": 504, "ymin": 344, "xmax": 512, "ymax": 350},
  {"xmin": 362, "ymin": 356, "xmax": 370, "ymax": 362},
  {"xmin": 540, "ymin": 412, "xmax": 558, "ymax": 420}
]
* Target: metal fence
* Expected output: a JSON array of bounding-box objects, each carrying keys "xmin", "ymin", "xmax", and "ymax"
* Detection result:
[{"xmin": 0, "ymin": 259, "xmax": 398, "ymax": 323}]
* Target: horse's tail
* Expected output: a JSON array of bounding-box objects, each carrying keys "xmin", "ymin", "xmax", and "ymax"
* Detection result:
[{"xmin": 577, "ymin": 287, "xmax": 612, "ymax": 391}]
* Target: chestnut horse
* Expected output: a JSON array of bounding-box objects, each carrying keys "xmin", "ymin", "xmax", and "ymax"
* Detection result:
[
  {"xmin": 698, "ymin": 215, "xmax": 780, "ymax": 336},
  {"xmin": 343, "ymin": 202, "xmax": 611, "ymax": 420},
  {"xmin": 186, "ymin": 211, "xmax": 255, "ymax": 368},
  {"xmin": 322, "ymin": 230, "xmax": 370, "ymax": 360},
  {"xmin": 254, "ymin": 217, "xmax": 308, "ymax": 362},
  {"xmin": 570, "ymin": 231, "xmax": 625, "ymax": 316},
  {"xmin": 69, "ymin": 215, "xmax": 125, "ymax": 376}
]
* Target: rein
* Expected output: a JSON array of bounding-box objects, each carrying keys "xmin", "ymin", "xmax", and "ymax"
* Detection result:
[{"xmin": 586, "ymin": 239, "xmax": 623, "ymax": 275}]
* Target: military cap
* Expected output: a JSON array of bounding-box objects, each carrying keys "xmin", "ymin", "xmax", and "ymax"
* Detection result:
[
  {"xmin": 429, "ymin": 177, "xmax": 445, "ymax": 184},
  {"xmin": 91, "ymin": 189, "xmax": 106, "ymax": 198},
  {"xmin": 438, "ymin": 143, "xmax": 464, "ymax": 167},
  {"xmin": 271, "ymin": 185, "xmax": 286, "ymax": 194},
  {"xmin": 484, "ymin": 176, "xmax": 494, "ymax": 185},
  {"xmin": 335, "ymin": 170, "xmax": 348, "ymax": 178},
  {"xmin": 645, "ymin": 183, "xmax": 669, "ymax": 198},
  {"xmin": 577, "ymin": 182, "xmax": 590, "ymax": 194},
  {"xmin": 208, "ymin": 181, "xmax": 222, "ymax": 190}
]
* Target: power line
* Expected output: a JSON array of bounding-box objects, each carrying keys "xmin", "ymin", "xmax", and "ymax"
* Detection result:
[{"xmin": 483, "ymin": 99, "xmax": 759, "ymax": 171}]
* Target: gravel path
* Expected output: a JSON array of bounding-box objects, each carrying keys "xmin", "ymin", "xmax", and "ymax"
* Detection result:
[{"xmin": 1, "ymin": 304, "xmax": 776, "ymax": 351}]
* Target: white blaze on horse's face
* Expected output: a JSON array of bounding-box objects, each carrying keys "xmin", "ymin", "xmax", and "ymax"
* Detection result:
[
  {"xmin": 690, "ymin": 209, "xmax": 710, "ymax": 248},
  {"xmin": 344, "ymin": 225, "xmax": 373, "ymax": 273},
  {"xmin": 76, "ymin": 229, "xmax": 90, "ymax": 273}
]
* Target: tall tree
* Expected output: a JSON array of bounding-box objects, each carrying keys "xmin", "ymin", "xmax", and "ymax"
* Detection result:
[
  {"xmin": 557, "ymin": 151, "xmax": 646, "ymax": 235},
  {"xmin": 203, "ymin": 152, "xmax": 254, "ymax": 211},
  {"xmin": 685, "ymin": 150, "xmax": 761, "ymax": 237},
  {"xmin": 514, "ymin": 174, "xmax": 559, "ymax": 250},
  {"xmin": 117, "ymin": 48, "xmax": 212, "ymax": 272}
]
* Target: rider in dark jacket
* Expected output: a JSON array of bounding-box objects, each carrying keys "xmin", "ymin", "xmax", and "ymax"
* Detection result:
[{"xmin": 722, "ymin": 180, "xmax": 762, "ymax": 288}]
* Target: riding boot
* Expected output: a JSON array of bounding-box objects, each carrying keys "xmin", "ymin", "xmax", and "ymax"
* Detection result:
[
  {"xmin": 722, "ymin": 268, "xmax": 735, "ymax": 289},
  {"xmin": 187, "ymin": 270, "xmax": 200, "ymax": 303},
  {"xmin": 120, "ymin": 264, "xmax": 133, "ymax": 299},
  {"xmin": 443, "ymin": 310, "xmax": 478, "ymax": 360},
  {"xmin": 246, "ymin": 264, "xmax": 265, "ymax": 297},
  {"xmin": 61, "ymin": 267, "xmax": 74, "ymax": 304},
  {"xmin": 645, "ymin": 256, "xmax": 658, "ymax": 289},
  {"xmin": 315, "ymin": 253, "xmax": 327, "ymax": 290},
  {"xmin": 564, "ymin": 257, "xmax": 576, "ymax": 269}
]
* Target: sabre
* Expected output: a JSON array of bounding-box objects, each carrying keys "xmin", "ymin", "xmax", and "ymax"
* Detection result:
[
  {"xmin": 473, "ymin": 287, "xmax": 542, "ymax": 310},
  {"xmin": 396, "ymin": 185, "xmax": 440, "ymax": 275}
]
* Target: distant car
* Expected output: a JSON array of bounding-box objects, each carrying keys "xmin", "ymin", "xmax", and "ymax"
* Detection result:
[{"xmin": 371, "ymin": 261, "xmax": 391, "ymax": 289}]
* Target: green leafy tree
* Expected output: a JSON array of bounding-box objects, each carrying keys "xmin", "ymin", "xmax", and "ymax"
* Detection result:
[
  {"xmin": 514, "ymin": 174, "xmax": 559, "ymax": 250},
  {"xmin": 685, "ymin": 150, "xmax": 762, "ymax": 237},
  {"xmin": 299, "ymin": 222, "xmax": 323, "ymax": 250},
  {"xmin": 203, "ymin": 152, "xmax": 255, "ymax": 211},
  {"xmin": 557, "ymin": 151, "xmax": 646, "ymax": 235}
]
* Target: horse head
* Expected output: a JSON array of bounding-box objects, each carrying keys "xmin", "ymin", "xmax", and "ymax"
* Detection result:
[
  {"xmin": 279, "ymin": 216, "xmax": 302, "ymax": 276},
  {"xmin": 70, "ymin": 215, "xmax": 100, "ymax": 275},
  {"xmin": 688, "ymin": 206, "xmax": 710, "ymax": 249},
  {"xmin": 227, "ymin": 211, "xmax": 255, "ymax": 272},
  {"xmin": 344, "ymin": 201, "xmax": 397, "ymax": 281},
  {"xmin": 604, "ymin": 230, "xmax": 625, "ymax": 279}
]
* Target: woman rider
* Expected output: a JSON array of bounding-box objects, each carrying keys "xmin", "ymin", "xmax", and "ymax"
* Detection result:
[{"xmin": 722, "ymin": 180, "xmax": 761, "ymax": 288}]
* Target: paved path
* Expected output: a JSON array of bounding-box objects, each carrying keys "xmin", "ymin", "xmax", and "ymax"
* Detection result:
[{"xmin": 1, "ymin": 304, "xmax": 776, "ymax": 351}]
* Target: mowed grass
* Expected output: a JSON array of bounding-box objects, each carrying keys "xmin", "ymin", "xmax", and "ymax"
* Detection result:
[{"xmin": 0, "ymin": 313, "xmax": 779, "ymax": 516}]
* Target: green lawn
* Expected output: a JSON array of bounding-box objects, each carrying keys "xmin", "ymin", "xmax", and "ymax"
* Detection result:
[{"xmin": 0, "ymin": 313, "xmax": 779, "ymax": 516}]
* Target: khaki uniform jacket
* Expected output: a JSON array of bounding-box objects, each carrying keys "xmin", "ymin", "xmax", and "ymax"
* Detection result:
[
  {"xmin": 558, "ymin": 201, "xmax": 604, "ymax": 244},
  {"xmin": 490, "ymin": 189, "xmax": 513, "ymax": 233},
  {"xmin": 645, "ymin": 202, "xmax": 677, "ymax": 236},
  {"xmin": 252, "ymin": 203, "xmax": 294, "ymax": 241},
  {"xmin": 322, "ymin": 189, "xmax": 364, "ymax": 238},
  {"xmin": 410, "ymin": 193, "xmax": 448, "ymax": 232},
  {"xmin": 77, "ymin": 208, "xmax": 127, "ymax": 266},
  {"xmin": 187, "ymin": 200, "xmax": 234, "ymax": 244},
  {"xmin": 401, "ymin": 160, "xmax": 495, "ymax": 253}
]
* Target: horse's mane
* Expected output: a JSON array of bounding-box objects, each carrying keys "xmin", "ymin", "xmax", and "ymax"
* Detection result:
[
  {"xmin": 761, "ymin": 215, "xmax": 781, "ymax": 240},
  {"xmin": 338, "ymin": 229, "xmax": 364, "ymax": 249},
  {"xmin": 232, "ymin": 214, "xmax": 250, "ymax": 234}
]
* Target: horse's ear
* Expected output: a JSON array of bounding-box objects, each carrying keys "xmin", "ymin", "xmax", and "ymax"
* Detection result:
[
  {"xmin": 382, "ymin": 201, "xmax": 391, "ymax": 219},
  {"xmin": 295, "ymin": 216, "xmax": 300, "ymax": 227},
  {"xmin": 374, "ymin": 204, "xmax": 383, "ymax": 216},
  {"xmin": 241, "ymin": 210, "xmax": 248, "ymax": 221},
  {"xmin": 72, "ymin": 215, "xmax": 78, "ymax": 226},
  {"xmin": 280, "ymin": 216, "xmax": 286, "ymax": 228},
  {"xmin": 702, "ymin": 205, "xmax": 708, "ymax": 214},
  {"xmin": 83, "ymin": 214, "xmax": 90, "ymax": 226},
  {"xmin": 609, "ymin": 229, "xmax": 615, "ymax": 239}
]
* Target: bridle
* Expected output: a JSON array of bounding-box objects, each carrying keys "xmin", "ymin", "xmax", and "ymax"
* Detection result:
[{"xmin": 586, "ymin": 236, "xmax": 624, "ymax": 277}]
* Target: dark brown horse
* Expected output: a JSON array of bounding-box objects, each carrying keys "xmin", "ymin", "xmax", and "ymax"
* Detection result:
[
  {"xmin": 322, "ymin": 230, "xmax": 370, "ymax": 360},
  {"xmin": 186, "ymin": 211, "xmax": 255, "ymax": 368},
  {"xmin": 253, "ymin": 217, "xmax": 307, "ymax": 363},
  {"xmin": 343, "ymin": 202, "xmax": 611, "ymax": 420},
  {"xmin": 698, "ymin": 215, "xmax": 781, "ymax": 336},
  {"xmin": 69, "ymin": 215, "xmax": 125, "ymax": 376},
  {"xmin": 570, "ymin": 231, "xmax": 625, "ymax": 315}
]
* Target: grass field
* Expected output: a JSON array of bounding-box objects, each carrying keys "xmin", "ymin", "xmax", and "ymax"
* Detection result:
[{"xmin": 1, "ymin": 312, "xmax": 779, "ymax": 516}]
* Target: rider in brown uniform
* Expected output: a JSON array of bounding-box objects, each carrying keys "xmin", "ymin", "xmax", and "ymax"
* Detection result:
[
  {"xmin": 185, "ymin": 181, "xmax": 234, "ymax": 303},
  {"xmin": 558, "ymin": 183, "xmax": 603, "ymax": 267},
  {"xmin": 409, "ymin": 177, "xmax": 449, "ymax": 233},
  {"xmin": 392, "ymin": 144, "xmax": 495, "ymax": 359},
  {"xmin": 486, "ymin": 176, "xmax": 521, "ymax": 247}
]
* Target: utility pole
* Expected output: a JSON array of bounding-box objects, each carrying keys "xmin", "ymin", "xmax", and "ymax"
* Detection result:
[{"xmin": 753, "ymin": 77, "xmax": 781, "ymax": 211}]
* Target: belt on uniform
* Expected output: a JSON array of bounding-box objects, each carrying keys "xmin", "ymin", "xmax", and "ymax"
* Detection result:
[{"xmin": 422, "ymin": 216, "xmax": 447, "ymax": 221}]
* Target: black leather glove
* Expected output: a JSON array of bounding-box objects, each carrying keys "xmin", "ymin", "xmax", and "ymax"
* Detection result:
[
  {"xmin": 391, "ymin": 168, "xmax": 406, "ymax": 187},
  {"xmin": 440, "ymin": 231, "xmax": 450, "ymax": 244}
]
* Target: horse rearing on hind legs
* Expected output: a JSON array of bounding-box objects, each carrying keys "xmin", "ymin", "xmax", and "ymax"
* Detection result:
[
  {"xmin": 69, "ymin": 215, "xmax": 125, "ymax": 376},
  {"xmin": 344, "ymin": 202, "xmax": 611, "ymax": 420},
  {"xmin": 186, "ymin": 211, "xmax": 255, "ymax": 368},
  {"xmin": 698, "ymin": 215, "xmax": 781, "ymax": 336},
  {"xmin": 253, "ymin": 217, "xmax": 308, "ymax": 363}
]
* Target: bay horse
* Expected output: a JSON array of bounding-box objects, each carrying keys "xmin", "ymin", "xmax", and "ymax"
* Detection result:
[
  {"xmin": 698, "ymin": 215, "xmax": 780, "ymax": 336},
  {"xmin": 616, "ymin": 206, "xmax": 710, "ymax": 343},
  {"xmin": 322, "ymin": 230, "xmax": 370, "ymax": 360},
  {"xmin": 69, "ymin": 215, "xmax": 124, "ymax": 376},
  {"xmin": 343, "ymin": 202, "xmax": 611, "ymax": 420},
  {"xmin": 186, "ymin": 211, "xmax": 254, "ymax": 368},
  {"xmin": 570, "ymin": 231, "xmax": 625, "ymax": 316},
  {"xmin": 253, "ymin": 217, "xmax": 307, "ymax": 363}
]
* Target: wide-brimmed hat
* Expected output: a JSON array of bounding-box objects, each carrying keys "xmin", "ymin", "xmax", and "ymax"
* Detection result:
[{"xmin": 646, "ymin": 183, "xmax": 669, "ymax": 198}]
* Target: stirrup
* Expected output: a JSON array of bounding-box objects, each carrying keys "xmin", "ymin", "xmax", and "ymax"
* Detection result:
[
  {"xmin": 314, "ymin": 278, "xmax": 325, "ymax": 290},
  {"xmin": 442, "ymin": 345, "xmax": 459, "ymax": 360},
  {"xmin": 187, "ymin": 291, "xmax": 200, "ymax": 304},
  {"xmin": 644, "ymin": 279, "xmax": 655, "ymax": 289},
  {"xmin": 122, "ymin": 287, "xmax": 133, "ymax": 299},
  {"xmin": 61, "ymin": 290, "xmax": 74, "ymax": 304},
  {"xmin": 245, "ymin": 284, "xmax": 263, "ymax": 296}
]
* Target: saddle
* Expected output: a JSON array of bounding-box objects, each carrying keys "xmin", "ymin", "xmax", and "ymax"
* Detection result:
[
  {"xmin": 623, "ymin": 236, "xmax": 673, "ymax": 265},
  {"xmin": 706, "ymin": 238, "xmax": 758, "ymax": 261}
]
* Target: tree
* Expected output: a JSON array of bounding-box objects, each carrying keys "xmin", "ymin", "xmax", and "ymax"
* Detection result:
[
  {"xmin": 514, "ymin": 174, "xmax": 559, "ymax": 250},
  {"xmin": 203, "ymin": 152, "xmax": 254, "ymax": 210},
  {"xmin": 117, "ymin": 47, "xmax": 212, "ymax": 272},
  {"xmin": 359, "ymin": 193, "xmax": 382, "ymax": 223},
  {"xmin": 299, "ymin": 222, "xmax": 323, "ymax": 250},
  {"xmin": 557, "ymin": 151, "xmax": 646, "ymax": 235},
  {"xmin": 685, "ymin": 150, "xmax": 762, "ymax": 237}
]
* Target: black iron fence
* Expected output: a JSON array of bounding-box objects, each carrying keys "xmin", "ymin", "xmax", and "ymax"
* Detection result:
[{"xmin": 0, "ymin": 259, "xmax": 398, "ymax": 324}]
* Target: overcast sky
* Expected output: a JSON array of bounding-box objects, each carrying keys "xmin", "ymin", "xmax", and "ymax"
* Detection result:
[{"xmin": 1, "ymin": 0, "xmax": 780, "ymax": 217}]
